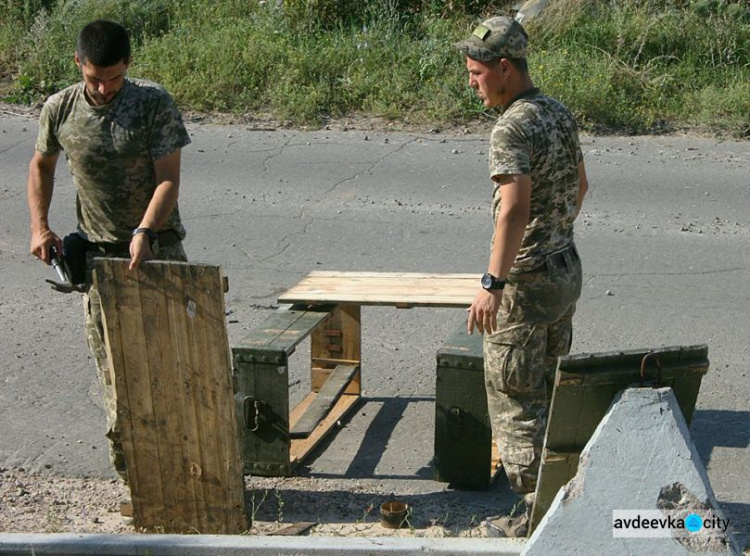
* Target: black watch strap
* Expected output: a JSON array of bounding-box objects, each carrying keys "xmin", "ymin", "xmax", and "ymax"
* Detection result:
[
  {"xmin": 481, "ymin": 272, "xmax": 506, "ymax": 291},
  {"xmin": 132, "ymin": 227, "xmax": 158, "ymax": 247}
]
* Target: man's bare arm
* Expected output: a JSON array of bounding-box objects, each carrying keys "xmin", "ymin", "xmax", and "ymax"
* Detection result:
[
  {"xmin": 487, "ymin": 174, "xmax": 531, "ymax": 280},
  {"xmin": 129, "ymin": 149, "xmax": 182, "ymax": 269},
  {"xmin": 467, "ymin": 174, "xmax": 531, "ymax": 335},
  {"xmin": 576, "ymin": 160, "xmax": 588, "ymax": 219},
  {"xmin": 27, "ymin": 150, "xmax": 61, "ymax": 264}
]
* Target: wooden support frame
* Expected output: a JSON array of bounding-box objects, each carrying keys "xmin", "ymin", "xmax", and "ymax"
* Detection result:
[{"xmin": 232, "ymin": 304, "xmax": 362, "ymax": 476}]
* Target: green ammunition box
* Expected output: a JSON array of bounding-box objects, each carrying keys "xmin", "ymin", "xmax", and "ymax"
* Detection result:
[
  {"xmin": 232, "ymin": 306, "xmax": 332, "ymax": 477},
  {"xmin": 433, "ymin": 327, "xmax": 495, "ymax": 488}
]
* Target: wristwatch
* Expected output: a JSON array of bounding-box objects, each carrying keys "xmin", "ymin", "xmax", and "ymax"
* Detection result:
[
  {"xmin": 481, "ymin": 272, "xmax": 506, "ymax": 291},
  {"xmin": 132, "ymin": 227, "xmax": 158, "ymax": 248}
]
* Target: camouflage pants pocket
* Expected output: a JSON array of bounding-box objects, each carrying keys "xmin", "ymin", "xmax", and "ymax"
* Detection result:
[
  {"xmin": 484, "ymin": 323, "xmax": 547, "ymax": 395},
  {"xmin": 484, "ymin": 323, "xmax": 549, "ymax": 491}
]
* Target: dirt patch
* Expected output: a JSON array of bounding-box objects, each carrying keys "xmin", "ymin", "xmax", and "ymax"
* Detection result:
[{"xmin": 0, "ymin": 466, "xmax": 517, "ymax": 538}]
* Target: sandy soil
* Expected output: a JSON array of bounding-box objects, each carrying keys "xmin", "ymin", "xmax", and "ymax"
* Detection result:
[{"xmin": 0, "ymin": 465, "xmax": 517, "ymax": 538}]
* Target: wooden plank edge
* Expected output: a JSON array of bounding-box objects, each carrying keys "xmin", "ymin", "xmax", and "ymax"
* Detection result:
[
  {"xmin": 289, "ymin": 393, "xmax": 360, "ymax": 466},
  {"xmin": 290, "ymin": 365, "xmax": 358, "ymax": 438}
]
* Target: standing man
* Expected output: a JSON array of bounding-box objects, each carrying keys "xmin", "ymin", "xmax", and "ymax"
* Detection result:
[
  {"xmin": 27, "ymin": 20, "xmax": 191, "ymax": 483},
  {"xmin": 458, "ymin": 16, "xmax": 588, "ymax": 537}
]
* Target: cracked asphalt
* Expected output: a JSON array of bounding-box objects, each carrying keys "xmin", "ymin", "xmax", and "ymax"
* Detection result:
[{"xmin": 1, "ymin": 108, "xmax": 749, "ymax": 546}]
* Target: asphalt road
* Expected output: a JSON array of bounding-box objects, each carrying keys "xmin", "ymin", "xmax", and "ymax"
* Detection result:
[{"xmin": 1, "ymin": 109, "xmax": 748, "ymax": 546}]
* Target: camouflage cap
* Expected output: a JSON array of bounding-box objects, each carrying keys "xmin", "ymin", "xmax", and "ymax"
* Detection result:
[{"xmin": 455, "ymin": 16, "xmax": 528, "ymax": 62}]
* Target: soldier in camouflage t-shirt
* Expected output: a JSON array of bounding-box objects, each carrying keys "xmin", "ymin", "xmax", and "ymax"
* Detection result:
[
  {"xmin": 457, "ymin": 17, "xmax": 589, "ymax": 537},
  {"xmin": 27, "ymin": 20, "xmax": 191, "ymax": 483}
]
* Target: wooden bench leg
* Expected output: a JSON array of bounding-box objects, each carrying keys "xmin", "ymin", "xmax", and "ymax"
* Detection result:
[
  {"xmin": 288, "ymin": 305, "xmax": 362, "ymax": 466},
  {"xmin": 310, "ymin": 305, "xmax": 361, "ymax": 395}
]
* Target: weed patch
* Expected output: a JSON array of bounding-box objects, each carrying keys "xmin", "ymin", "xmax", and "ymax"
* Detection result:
[{"xmin": 1, "ymin": 0, "xmax": 748, "ymax": 135}]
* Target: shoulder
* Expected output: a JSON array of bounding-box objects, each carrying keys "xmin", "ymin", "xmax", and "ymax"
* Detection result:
[
  {"xmin": 518, "ymin": 95, "xmax": 575, "ymax": 129},
  {"xmin": 41, "ymin": 83, "xmax": 84, "ymax": 114},
  {"xmin": 490, "ymin": 107, "xmax": 529, "ymax": 148},
  {"xmin": 499, "ymin": 95, "xmax": 577, "ymax": 143},
  {"xmin": 117, "ymin": 79, "xmax": 184, "ymax": 126},
  {"xmin": 122, "ymin": 78, "xmax": 175, "ymax": 104}
]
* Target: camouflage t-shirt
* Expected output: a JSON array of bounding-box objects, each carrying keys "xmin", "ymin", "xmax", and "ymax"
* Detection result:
[
  {"xmin": 489, "ymin": 88, "xmax": 582, "ymax": 272},
  {"xmin": 35, "ymin": 78, "xmax": 191, "ymax": 243}
]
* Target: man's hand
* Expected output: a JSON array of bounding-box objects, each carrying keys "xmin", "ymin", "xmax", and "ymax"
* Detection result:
[
  {"xmin": 129, "ymin": 233, "xmax": 154, "ymax": 270},
  {"xmin": 30, "ymin": 227, "xmax": 62, "ymax": 265},
  {"xmin": 467, "ymin": 288, "xmax": 502, "ymax": 335}
]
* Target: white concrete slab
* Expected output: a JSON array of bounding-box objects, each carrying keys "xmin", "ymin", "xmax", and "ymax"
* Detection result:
[{"xmin": 524, "ymin": 387, "xmax": 740, "ymax": 555}]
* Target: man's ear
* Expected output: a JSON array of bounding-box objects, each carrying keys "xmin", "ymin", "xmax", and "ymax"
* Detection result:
[
  {"xmin": 499, "ymin": 58, "xmax": 512, "ymax": 75},
  {"xmin": 74, "ymin": 52, "xmax": 82, "ymax": 69}
]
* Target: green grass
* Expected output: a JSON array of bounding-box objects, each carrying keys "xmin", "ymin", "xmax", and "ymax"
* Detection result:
[{"xmin": 1, "ymin": 0, "xmax": 748, "ymax": 136}]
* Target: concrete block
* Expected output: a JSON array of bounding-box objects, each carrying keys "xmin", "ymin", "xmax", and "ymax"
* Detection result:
[{"xmin": 523, "ymin": 387, "xmax": 740, "ymax": 555}]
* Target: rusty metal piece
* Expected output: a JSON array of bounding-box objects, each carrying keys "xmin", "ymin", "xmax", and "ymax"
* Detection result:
[{"xmin": 640, "ymin": 352, "xmax": 663, "ymax": 386}]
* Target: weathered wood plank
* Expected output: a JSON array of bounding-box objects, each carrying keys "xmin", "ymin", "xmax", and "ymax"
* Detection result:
[
  {"xmin": 277, "ymin": 272, "xmax": 480, "ymax": 307},
  {"xmin": 135, "ymin": 262, "xmax": 179, "ymax": 523},
  {"xmin": 289, "ymin": 393, "xmax": 360, "ymax": 466},
  {"xmin": 185, "ymin": 263, "xmax": 245, "ymax": 532},
  {"xmin": 268, "ymin": 522, "xmax": 317, "ymax": 536},
  {"xmin": 290, "ymin": 365, "xmax": 358, "ymax": 438},
  {"xmin": 95, "ymin": 259, "xmax": 248, "ymax": 534},
  {"xmin": 162, "ymin": 263, "xmax": 206, "ymax": 527},
  {"xmin": 302, "ymin": 271, "xmax": 482, "ymax": 279},
  {"xmin": 235, "ymin": 306, "xmax": 332, "ymax": 354},
  {"xmin": 98, "ymin": 259, "xmax": 165, "ymax": 525}
]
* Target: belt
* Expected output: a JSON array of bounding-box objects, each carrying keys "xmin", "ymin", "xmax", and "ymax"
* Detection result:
[
  {"xmin": 513, "ymin": 244, "xmax": 579, "ymax": 275},
  {"xmin": 93, "ymin": 230, "xmax": 182, "ymax": 255}
]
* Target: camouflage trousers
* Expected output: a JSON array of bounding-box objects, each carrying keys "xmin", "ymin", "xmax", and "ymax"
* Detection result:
[
  {"xmin": 83, "ymin": 242, "xmax": 188, "ymax": 482},
  {"xmin": 484, "ymin": 244, "xmax": 582, "ymax": 500}
]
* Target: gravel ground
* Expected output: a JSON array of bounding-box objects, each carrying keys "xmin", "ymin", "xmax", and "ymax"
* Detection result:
[{"xmin": 0, "ymin": 466, "xmax": 516, "ymax": 538}]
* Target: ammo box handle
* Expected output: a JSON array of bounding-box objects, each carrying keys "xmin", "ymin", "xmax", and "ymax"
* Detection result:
[
  {"xmin": 639, "ymin": 352, "xmax": 663, "ymax": 386},
  {"xmin": 243, "ymin": 396, "xmax": 263, "ymax": 431}
]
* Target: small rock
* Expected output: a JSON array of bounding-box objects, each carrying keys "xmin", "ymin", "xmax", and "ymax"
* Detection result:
[{"xmin": 606, "ymin": 290, "xmax": 614, "ymax": 296}]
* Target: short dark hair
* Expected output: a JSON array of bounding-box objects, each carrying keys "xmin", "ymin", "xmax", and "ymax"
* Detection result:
[
  {"xmin": 486, "ymin": 56, "xmax": 528, "ymax": 75},
  {"xmin": 76, "ymin": 20, "xmax": 131, "ymax": 67},
  {"xmin": 506, "ymin": 57, "xmax": 528, "ymax": 74}
]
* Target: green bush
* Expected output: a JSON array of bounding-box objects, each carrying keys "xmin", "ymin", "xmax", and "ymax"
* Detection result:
[{"xmin": 1, "ymin": 0, "xmax": 748, "ymax": 135}]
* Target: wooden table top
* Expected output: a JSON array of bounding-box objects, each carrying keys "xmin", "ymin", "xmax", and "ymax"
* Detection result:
[{"xmin": 277, "ymin": 271, "xmax": 481, "ymax": 308}]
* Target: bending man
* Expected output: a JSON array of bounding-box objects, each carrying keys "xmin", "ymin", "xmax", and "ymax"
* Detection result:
[{"xmin": 27, "ymin": 19, "xmax": 191, "ymax": 482}]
